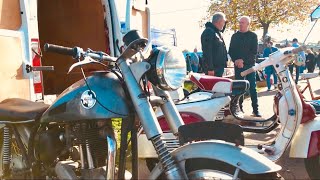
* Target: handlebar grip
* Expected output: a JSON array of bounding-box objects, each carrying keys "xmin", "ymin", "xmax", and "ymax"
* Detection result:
[
  {"xmin": 32, "ymin": 66, "xmax": 54, "ymax": 71},
  {"xmin": 241, "ymin": 68, "xmax": 255, "ymax": 77},
  {"xmin": 44, "ymin": 43, "xmax": 76, "ymax": 57}
]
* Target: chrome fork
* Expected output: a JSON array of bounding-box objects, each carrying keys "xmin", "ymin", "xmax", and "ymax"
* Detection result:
[{"xmin": 106, "ymin": 135, "xmax": 116, "ymax": 180}]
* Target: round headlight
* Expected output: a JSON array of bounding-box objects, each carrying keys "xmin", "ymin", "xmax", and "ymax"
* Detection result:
[{"xmin": 147, "ymin": 46, "xmax": 186, "ymax": 91}]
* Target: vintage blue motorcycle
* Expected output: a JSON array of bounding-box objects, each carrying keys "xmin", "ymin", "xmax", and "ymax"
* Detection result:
[{"xmin": 0, "ymin": 30, "xmax": 280, "ymax": 179}]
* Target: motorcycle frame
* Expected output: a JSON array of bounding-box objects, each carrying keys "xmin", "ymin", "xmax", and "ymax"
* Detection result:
[{"xmin": 116, "ymin": 39, "xmax": 189, "ymax": 179}]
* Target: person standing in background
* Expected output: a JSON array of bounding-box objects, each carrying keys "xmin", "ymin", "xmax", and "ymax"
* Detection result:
[
  {"xmin": 289, "ymin": 38, "xmax": 306, "ymax": 84},
  {"xmin": 229, "ymin": 16, "xmax": 261, "ymax": 117},
  {"xmin": 201, "ymin": 12, "xmax": 228, "ymax": 77},
  {"xmin": 317, "ymin": 49, "xmax": 320, "ymax": 70},
  {"xmin": 263, "ymin": 41, "xmax": 278, "ymax": 91},
  {"xmin": 190, "ymin": 48, "xmax": 199, "ymax": 73},
  {"xmin": 185, "ymin": 53, "xmax": 192, "ymax": 72},
  {"xmin": 306, "ymin": 49, "xmax": 316, "ymax": 73}
]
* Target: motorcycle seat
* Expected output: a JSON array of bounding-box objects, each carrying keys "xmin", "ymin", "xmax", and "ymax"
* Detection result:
[
  {"xmin": 190, "ymin": 73, "xmax": 232, "ymax": 91},
  {"xmin": 0, "ymin": 98, "xmax": 49, "ymax": 122}
]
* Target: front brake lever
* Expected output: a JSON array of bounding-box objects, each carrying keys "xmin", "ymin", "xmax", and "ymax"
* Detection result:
[{"xmin": 68, "ymin": 56, "xmax": 106, "ymax": 74}]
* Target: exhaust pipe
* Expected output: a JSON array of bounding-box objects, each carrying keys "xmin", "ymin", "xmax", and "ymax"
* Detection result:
[{"xmin": 55, "ymin": 160, "xmax": 79, "ymax": 180}]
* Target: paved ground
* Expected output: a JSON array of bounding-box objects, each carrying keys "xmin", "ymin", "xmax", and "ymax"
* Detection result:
[{"xmin": 139, "ymin": 70, "xmax": 320, "ymax": 179}]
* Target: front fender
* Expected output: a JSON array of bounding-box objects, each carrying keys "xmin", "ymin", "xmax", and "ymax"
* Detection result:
[
  {"xmin": 290, "ymin": 117, "xmax": 320, "ymax": 158},
  {"xmin": 149, "ymin": 140, "xmax": 281, "ymax": 179}
]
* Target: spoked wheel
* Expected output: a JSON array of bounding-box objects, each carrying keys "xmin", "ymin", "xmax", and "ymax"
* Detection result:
[{"xmin": 304, "ymin": 155, "xmax": 320, "ymax": 179}]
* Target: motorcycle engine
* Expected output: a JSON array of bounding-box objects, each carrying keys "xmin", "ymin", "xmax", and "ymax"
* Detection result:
[
  {"xmin": 72, "ymin": 122, "xmax": 110, "ymax": 168},
  {"xmin": 33, "ymin": 126, "xmax": 66, "ymax": 166},
  {"xmin": 33, "ymin": 121, "xmax": 112, "ymax": 171}
]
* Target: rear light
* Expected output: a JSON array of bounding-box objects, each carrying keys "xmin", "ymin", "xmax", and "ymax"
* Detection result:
[
  {"xmin": 307, "ymin": 130, "xmax": 320, "ymax": 158},
  {"xmin": 31, "ymin": 39, "xmax": 43, "ymax": 99}
]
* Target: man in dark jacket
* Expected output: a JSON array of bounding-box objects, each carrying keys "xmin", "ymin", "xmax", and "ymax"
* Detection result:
[
  {"xmin": 229, "ymin": 16, "xmax": 261, "ymax": 117},
  {"xmin": 201, "ymin": 12, "xmax": 228, "ymax": 77}
]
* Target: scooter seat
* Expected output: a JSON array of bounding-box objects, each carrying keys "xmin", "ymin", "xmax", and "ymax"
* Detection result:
[
  {"xmin": 0, "ymin": 98, "xmax": 49, "ymax": 122},
  {"xmin": 190, "ymin": 73, "xmax": 232, "ymax": 91},
  {"xmin": 300, "ymin": 73, "xmax": 318, "ymax": 80}
]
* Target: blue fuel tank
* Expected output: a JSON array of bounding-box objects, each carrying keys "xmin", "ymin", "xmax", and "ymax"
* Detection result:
[{"xmin": 41, "ymin": 71, "xmax": 129, "ymax": 123}]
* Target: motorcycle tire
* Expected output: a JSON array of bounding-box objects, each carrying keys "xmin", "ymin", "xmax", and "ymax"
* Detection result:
[{"xmin": 304, "ymin": 155, "xmax": 320, "ymax": 179}]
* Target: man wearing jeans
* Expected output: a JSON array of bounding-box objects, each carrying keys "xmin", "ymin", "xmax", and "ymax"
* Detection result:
[{"xmin": 229, "ymin": 16, "xmax": 261, "ymax": 117}]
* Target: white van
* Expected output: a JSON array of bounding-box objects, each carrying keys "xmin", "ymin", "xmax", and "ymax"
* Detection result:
[{"xmin": 0, "ymin": 0, "xmax": 150, "ymax": 102}]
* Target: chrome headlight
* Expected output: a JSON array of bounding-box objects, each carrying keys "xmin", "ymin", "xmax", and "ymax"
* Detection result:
[{"xmin": 147, "ymin": 46, "xmax": 186, "ymax": 91}]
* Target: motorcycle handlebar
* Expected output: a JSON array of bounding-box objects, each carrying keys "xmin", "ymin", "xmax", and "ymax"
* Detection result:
[
  {"xmin": 44, "ymin": 43, "xmax": 76, "ymax": 57},
  {"xmin": 241, "ymin": 46, "xmax": 306, "ymax": 77},
  {"xmin": 44, "ymin": 43, "xmax": 116, "ymax": 62},
  {"xmin": 85, "ymin": 52, "xmax": 117, "ymax": 62}
]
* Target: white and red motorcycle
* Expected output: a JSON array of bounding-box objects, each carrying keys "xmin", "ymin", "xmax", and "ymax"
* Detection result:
[
  {"xmin": 139, "ymin": 73, "xmax": 283, "ymax": 179},
  {"xmin": 138, "ymin": 70, "xmax": 277, "ymax": 171},
  {"xmin": 141, "ymin": 44, "xmax": 320, "ymax": 180},
  {"xmin": 140, "ymin": 5, "xmax": 320, "ymax": 179}
]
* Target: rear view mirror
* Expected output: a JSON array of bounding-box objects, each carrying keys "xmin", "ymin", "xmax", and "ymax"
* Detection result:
[{"xmin": 311, "ymin": 5, "xmax": 320, "ymax": 21}]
